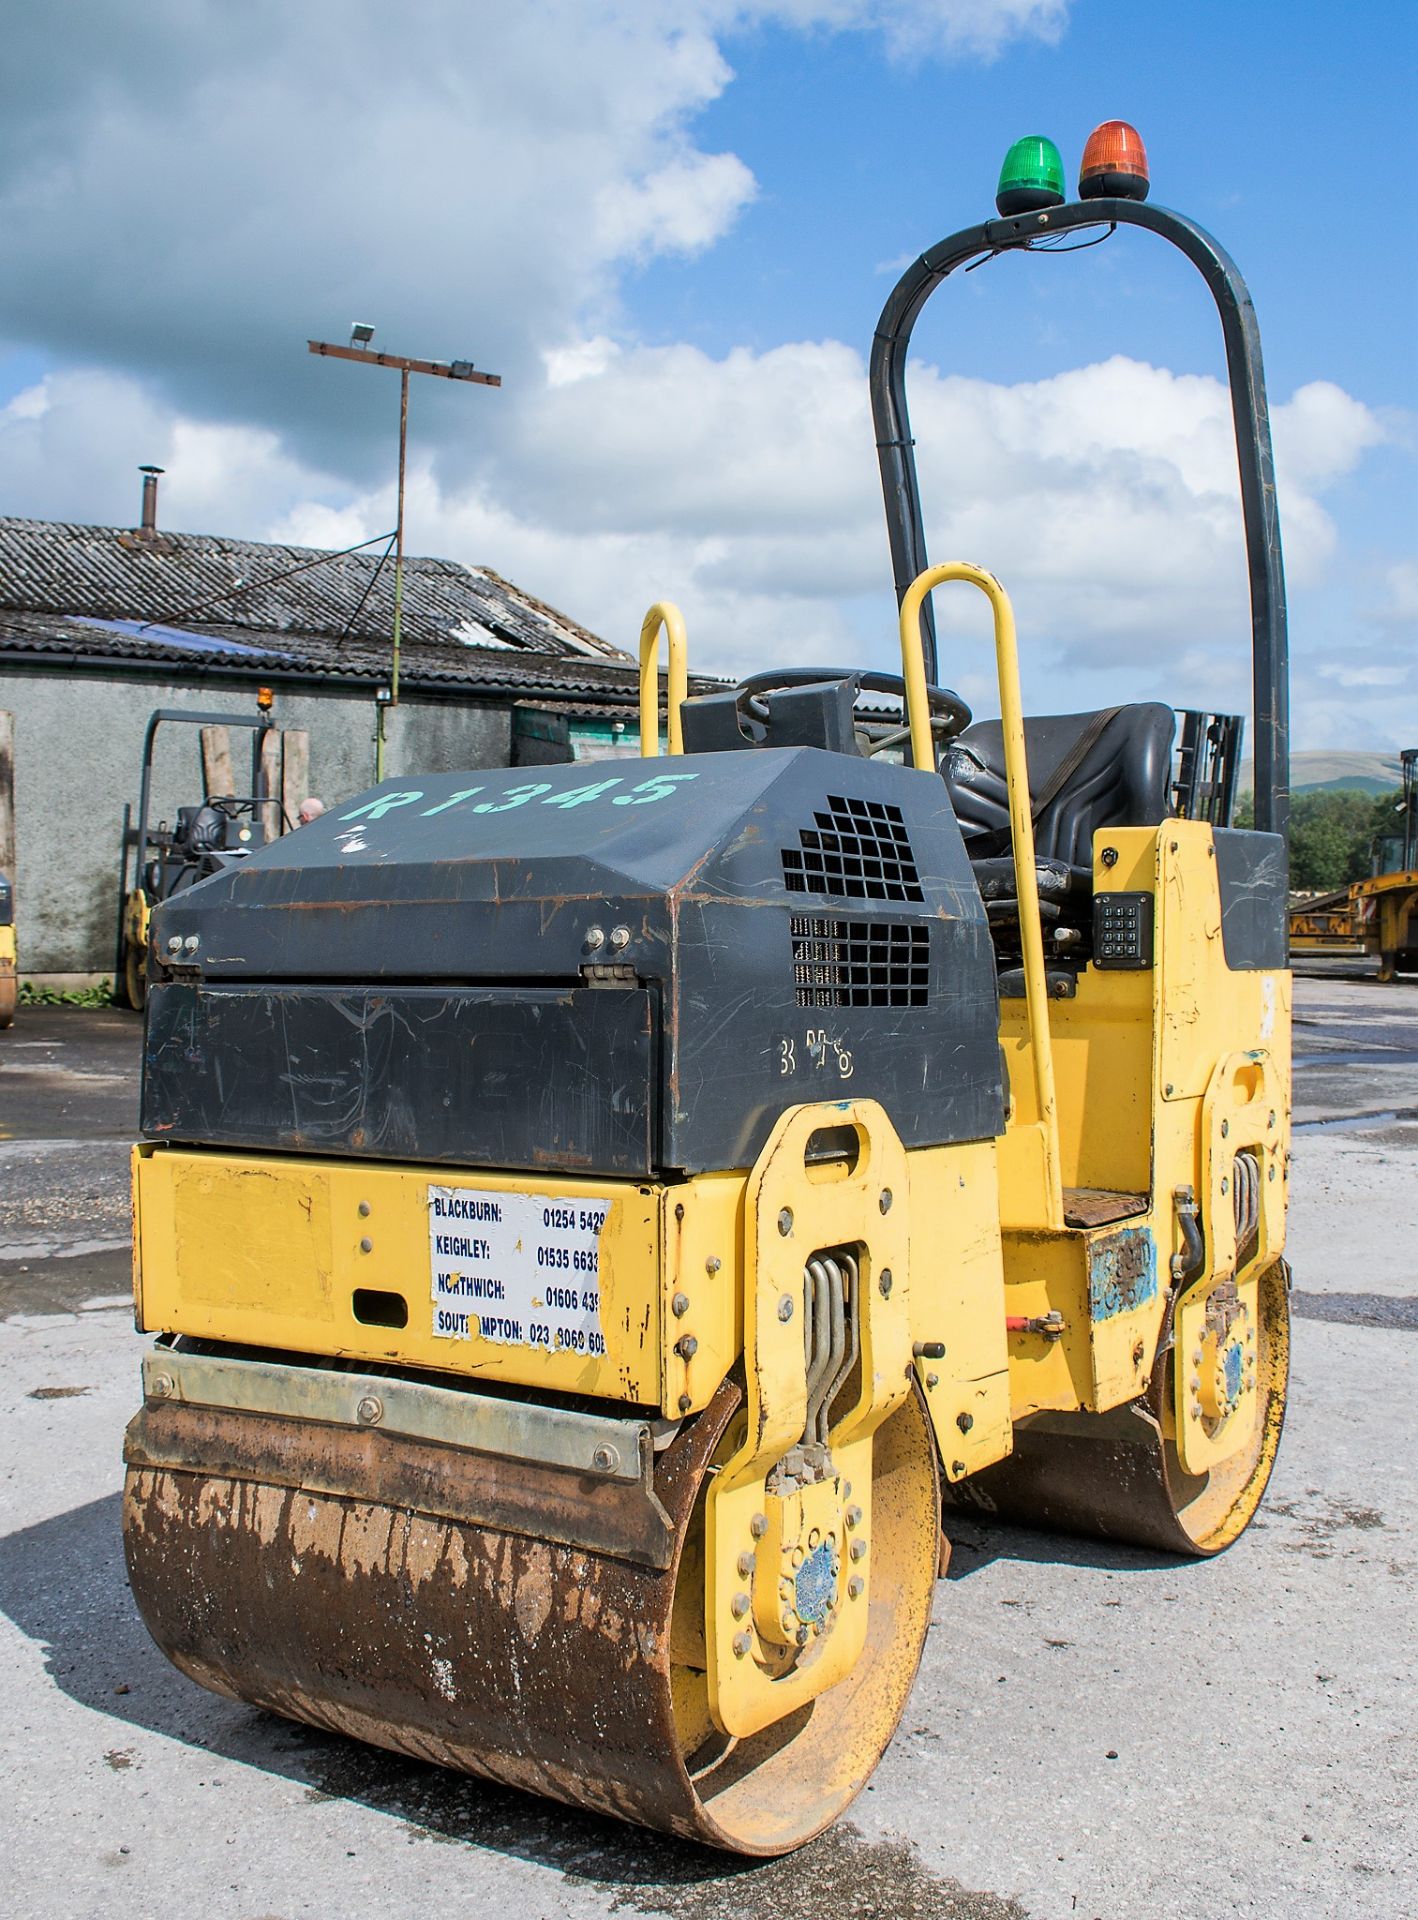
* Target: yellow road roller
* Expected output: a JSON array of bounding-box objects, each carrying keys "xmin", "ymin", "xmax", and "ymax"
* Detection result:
[
  {"xmin": 123, "ymin": 130, "xmax": 1293, "ymax": 1854},
  {"xmin": 0, "ymin": 867, "xmax": 15, "ymax": 1027}
]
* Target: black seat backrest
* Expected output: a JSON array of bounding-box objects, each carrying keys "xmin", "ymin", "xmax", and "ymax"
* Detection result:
[
  {"xmin": 174, "ymin": 805, "xmax": 228, "ymax": 854},
  {"xmin": 944, "ymin": 704, "xmax": 1176, "ymax": 869}
]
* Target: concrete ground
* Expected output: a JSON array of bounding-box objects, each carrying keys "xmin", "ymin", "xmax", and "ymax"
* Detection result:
[{"xmin": 0, "ymin": 981, "xmax": 1414, "ymax": 1920}]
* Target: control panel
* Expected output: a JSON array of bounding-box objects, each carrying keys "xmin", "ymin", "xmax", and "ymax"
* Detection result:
[{"xmin": 1092, "ymin": 891, "xmax": 1154, "ymax": 970}]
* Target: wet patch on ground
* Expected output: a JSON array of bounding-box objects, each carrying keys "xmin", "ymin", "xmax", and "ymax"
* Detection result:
[
  {"xmin": 1292, "ymin": 1109, "xmax": 1418, "ymax": 1136},
  {"xmin": 284, "ymin": 1730, "xmax": 1027, "ymax": 1919},
  {"xmin": 606, "ymin": 1825, "xmax": 1029, "ymax": 1920},
  {"xmin": 0, "ymin": 1008, "xmax": 143, "ymax": 1133},
  {"xmin": 0, "ymin": 1146, "xmax": 132, "ymax": 1261},
  {"xmin": 1291, "ymin": 1291, "xmax": 1418, "ymax": 1331},
  {"xmin": 1293, "ymin": 1050, "xmax": 1418, "ymax": 1070},
  {"xmin": 0, "ymin": 1246, "xmax": 133, "ymax": 1319},
  {"xmin": 1251, "ymin": 1490, "xmax": 1393, "ymax": 1561}
]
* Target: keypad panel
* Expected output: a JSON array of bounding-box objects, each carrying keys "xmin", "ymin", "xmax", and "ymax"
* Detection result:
[{"xmin": 1093, "ymin": 891, "xmax": 1154, "ymax": 969}]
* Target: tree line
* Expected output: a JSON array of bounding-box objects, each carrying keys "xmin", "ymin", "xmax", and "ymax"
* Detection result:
[{"xmin": 1234, "ymin": 787, "xmax": 1405, "ymax": 894}]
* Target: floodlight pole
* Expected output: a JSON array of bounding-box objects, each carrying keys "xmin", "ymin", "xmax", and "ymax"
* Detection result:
[
  {"xmin": 394, "ymin": 368, "xmax": 409, "ymax": 715},
  {"xmin": 308, "ymin": 339, "xmax": 502, "ymax": 778}
]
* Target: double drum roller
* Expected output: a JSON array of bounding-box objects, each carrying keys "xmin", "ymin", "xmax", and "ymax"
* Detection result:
[{"xmin": 123, "ymin": 133, "xmax": 1294, "ymax": 1853}]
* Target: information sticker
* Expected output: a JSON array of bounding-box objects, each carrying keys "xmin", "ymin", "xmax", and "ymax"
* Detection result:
[{"xmin": 427, "ymin": 1185, "xmax": 607, "ymax": 1355}]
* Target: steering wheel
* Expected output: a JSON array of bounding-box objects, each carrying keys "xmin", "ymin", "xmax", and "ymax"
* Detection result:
[
  {"xmin": 733, "ymin": 667, "xmax": 972, "ymax": 757},
  {"xmin": 209, "ymin": 794, "xmax": 294, "ymax": 835}
]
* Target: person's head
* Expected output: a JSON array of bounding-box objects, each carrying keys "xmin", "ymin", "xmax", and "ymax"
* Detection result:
[{"xmin": 297, "ymin": 797, "xmax": 326, "ymax": 826}]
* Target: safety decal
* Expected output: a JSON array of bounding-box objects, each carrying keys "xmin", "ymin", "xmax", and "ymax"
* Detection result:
[{"xmin": 427, "ymin": 1185, "xmax": 607, "ymax": 1355}]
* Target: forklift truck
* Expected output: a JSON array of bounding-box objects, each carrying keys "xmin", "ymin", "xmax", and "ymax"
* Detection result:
[{"xmin": 117, "ymin": 695, "xmax": 282, "ymax": 1008}]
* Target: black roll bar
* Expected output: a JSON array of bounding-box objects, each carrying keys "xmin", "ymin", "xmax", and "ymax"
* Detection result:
[{"xmin": 870, "ymin": 197, "xmax": 1289, "ymax": 841}]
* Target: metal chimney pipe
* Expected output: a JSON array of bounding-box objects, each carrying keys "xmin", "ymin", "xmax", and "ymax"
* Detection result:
[{"xmin": 139, "ymin": 464, "xmax": 164, "ymax": 532}]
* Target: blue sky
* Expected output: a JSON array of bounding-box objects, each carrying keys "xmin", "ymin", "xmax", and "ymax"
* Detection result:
[
  {"xmin": 648, "ymin": 4, "xmax": 1410, "ymax": 397},
  {"xmin": 635, "ymin": 1, "xmax": 1414, "ymax": 552},
  {"xmin": 0, "ymin": 1, "xmax": 1413, "ymax": 749}
]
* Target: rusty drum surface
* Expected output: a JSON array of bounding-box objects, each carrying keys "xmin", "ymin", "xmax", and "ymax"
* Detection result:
[
  {"xmin": 122, "ymin": 1378, "xmax": 941, "ymax": 1854},
  {"xmin": 944, "ymin": 1260, "xmax": 1290, "ymax": 1556}
]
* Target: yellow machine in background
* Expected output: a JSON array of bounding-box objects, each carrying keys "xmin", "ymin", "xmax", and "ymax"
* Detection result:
[
  {"xmin": 117, "ymin": 692, "xmax": 288, "ymax": 1010},
  {"xmin": 121, "ymin": 132, "xmax": 1296, "ymax": 1854},
  {"xmin": 1286, "ymin": 750, "xmax": 1417, "ymax": 979},
  {"xmin": 1353, "ymin": 748, "xmax": 1418, "ymax": 981},
  {"xmin": 1288, "ymin": 886, "xmax": 1361, "ymax": 958},
  {"xmin": 0, "ymin": 871, "xmax": 14, "ymax": 1027}
]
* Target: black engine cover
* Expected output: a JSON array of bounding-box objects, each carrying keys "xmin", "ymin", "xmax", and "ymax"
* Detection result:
[{"xmin": 143, "ymin": 750, "xmax": 1003, "ymax": 1177}]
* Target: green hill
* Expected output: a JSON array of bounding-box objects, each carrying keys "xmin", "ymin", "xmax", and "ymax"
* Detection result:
[{"xmin": 1239, "ymin": 749, "xmax": 1403, "ymax": 796}]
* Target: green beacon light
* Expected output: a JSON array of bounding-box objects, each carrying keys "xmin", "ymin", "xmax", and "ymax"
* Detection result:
[{"xmin": 995, "ymin": 135, "xmax": 1065, "ymax": 217}]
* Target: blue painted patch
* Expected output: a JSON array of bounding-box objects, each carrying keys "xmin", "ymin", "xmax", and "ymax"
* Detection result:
[
  {"xmin": 68, "ymin": 615, "xmax": 299, "ymax": 661},
  {"xmin": 794, "ymin": 1541, "xmax": 839, "ymax": 1624},
  {"xmin": 1088, "ymin": 1227, "xmax": 1159, "ymax": 1321},
  {"xmin": 1223, "ymin": 1342, "xmax": 1244, "ymax": 1404}
]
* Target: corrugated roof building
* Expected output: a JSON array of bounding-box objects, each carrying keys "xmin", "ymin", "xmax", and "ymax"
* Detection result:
[
  {"xmin": 0, "ymin": 514, "xmax": 631, "ymax": 663},
  {"xmin": 0, "ymin": 496, "xmax": 679, "ymax": 983}
]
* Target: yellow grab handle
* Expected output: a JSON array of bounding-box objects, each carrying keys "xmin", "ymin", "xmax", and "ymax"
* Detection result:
[
  {"xmin": 637, "ymin": 601, "xmax": 688, "ymax": 757},
  {"xmin": 898, "ymin": 562, "xmax": 1063, "ymax": 1228}
]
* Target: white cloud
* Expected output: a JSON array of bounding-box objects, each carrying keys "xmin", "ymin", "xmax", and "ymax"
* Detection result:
[
  {"xmin": 0, "ymin": 3, "xmax": 747, "ymax": 462},
  {"xmin": 1372, "ymin": 559, "xmax": 1418, "ymax": 627},
  {"xmin": 4, "ymin": 341, "xmax": 1400, "ymax": 748},
  {"xmin": 0, "ymin": 0, "xmax": 1065, "ymax": 479},
  {"xmin": 594, "ymin": 152, "xmax": 758, "ymax": 259},
  {"xmin": 1316, "ymin": 663, "xmax": 1406, "ymax": 689},
  {"xmin": 1272, "ymin": 379, "xmax": 1384, "ymax": 487},
  {"xmin": 0, "ymin": 0, "xmax": 1410, "ymax": 748},
  {"xmin": 544, "ymin": 337, "xmax": 622, "ymax": 389},
  {"xmin": 1, "ymin": 381, "xmax": 48, "ymax": 423},
  {"xmin": 762, "ymin": 0, "xmax": 1068, "ymax": 59},
  {"xmin": 0, "ymin": 368, "xmax": 345, "ymax": 534}
]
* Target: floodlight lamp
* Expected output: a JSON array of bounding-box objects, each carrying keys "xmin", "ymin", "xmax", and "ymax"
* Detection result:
[
  {"xmin": 375, "ymin": 685, "xmax": 393, "ymax": 705},
  {"xmin": 350, "ymin": 322, "xmax": 376, "ymax": 348},
  {"xmin": 450, "ymin": 359, "xmax": 476, "ymax": 378}
]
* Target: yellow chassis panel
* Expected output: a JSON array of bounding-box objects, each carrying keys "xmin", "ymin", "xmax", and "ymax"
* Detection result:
[
  {"xmin": 998, "ymin": 823, "xmax": 1290, "ymax": 1446},
  {"xmin": 133, "ymin": 1144, "xmax": 665, "ymax": 1405},
  {"xmin": 134, "ymin": 1123, "xmax": 1014, "ymax": 1442}
]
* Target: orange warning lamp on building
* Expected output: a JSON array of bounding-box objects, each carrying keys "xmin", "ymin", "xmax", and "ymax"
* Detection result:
[{"xmin": 1078, "ymin": 120, "xmax": 1149, "ymax": 201}]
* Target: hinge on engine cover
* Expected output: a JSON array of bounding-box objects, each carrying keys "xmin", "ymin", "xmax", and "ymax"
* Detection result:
[{"xmin": 581, "ymin": 963, "xmax": 638, "ymax": 989}]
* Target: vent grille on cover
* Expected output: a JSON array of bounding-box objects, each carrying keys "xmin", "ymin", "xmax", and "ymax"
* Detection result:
[
  {"xmin": 790, "ymin": 916, "xmax": 929, "ymax": 1009},
  {"xmin": 782, "ymin": 795, "xmax": 923, "ymax": 903}
]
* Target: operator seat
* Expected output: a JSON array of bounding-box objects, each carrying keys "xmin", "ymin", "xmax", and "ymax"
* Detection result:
[
  {"xmin": 174, "ymin": 805, "xmax": 228, "ymax": 854},
  {"xmin": 150, "ymin": 805, "xmax": 237, "ymax": 901},
  {"xmin": 944, "ymin": 704, "xmax": 1176, "ymax": 951}
]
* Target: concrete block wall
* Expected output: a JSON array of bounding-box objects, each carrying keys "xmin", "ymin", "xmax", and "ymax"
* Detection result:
[{"xmin": 0, "ymin": 668, "xmax": 511, "ymax": 980}]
